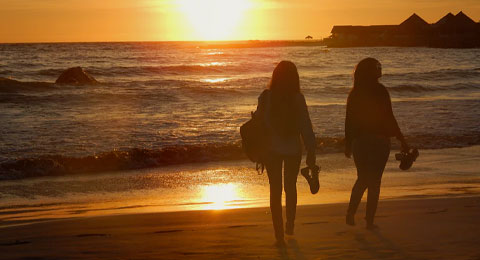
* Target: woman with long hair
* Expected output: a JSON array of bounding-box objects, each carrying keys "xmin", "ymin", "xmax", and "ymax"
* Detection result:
[
  {"xmin": 345, "ymin": 58, "xmax": 410, "ymax": 229},
  {"xmin": 256, "ymin": 60, "xmax": 317, "ymax": 246}
]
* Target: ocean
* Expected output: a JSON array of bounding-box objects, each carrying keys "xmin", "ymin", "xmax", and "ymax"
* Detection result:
[
  {"xmin": 1, "ymin": 42, "xmax": 479, "ymax": 179},
  {"xmin": 0, "ymin": 42, "xmax": 479, "ymax": 226}
]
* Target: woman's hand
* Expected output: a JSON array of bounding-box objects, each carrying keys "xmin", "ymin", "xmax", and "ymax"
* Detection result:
[
  {"xmin": 306, "ymin": 150, "xmax": 316, "ymax": 169},
  {"xmin": 345, "ymin": 146, "xmax": 352, "ymax": 158},
  {"xmin": 401, "ymin": 140, "xmax": 410, "ymax": 153}
]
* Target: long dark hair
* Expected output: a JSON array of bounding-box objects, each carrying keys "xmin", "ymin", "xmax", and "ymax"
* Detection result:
[
  {"xmin": 352, "ymin": 57, "xmax": 382, "ymax": 93},
  {"xmin": 268, "ymin": 60, "xmax": 300, "ymax": 136}
]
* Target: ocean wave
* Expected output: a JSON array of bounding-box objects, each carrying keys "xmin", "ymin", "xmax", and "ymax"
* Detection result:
[
  {"xmin": 307, "ymin": 68, "xmax": 480, "ymax": 85},
  {"xmin": 0, "ymin": 144, "xmax": 244, "ymax": 180},
  {"xmin": 1, "ymin": 77, "xmax": 477, "ymax": 98},
  {"xmin": 5, "ymin": 65, "xmax": 237, "ymax": 80},
  {"xmin": 305, "ymin": 82, "xmax": 479, "ymax": 96},
  {"xmin": 0, "ymin": 77, "xmax": 55, "ymax": 93},
  {"xmin": 0, "ymin": 90, "xmax": 179, "ymax": 104},
  {"xmin": 297, "ymin": 64, "xmax": 329, "ymax": 70},
  {"xmin": 140, "ymin": 77, "xmax": 268, "ymax": 95},
  {"xmin": 387, "ymin": 83, "xmax": 479, "ymax": 93},
  {"xmin": 0, "ymin": 69, "xmax": 15, "ymax": 75},
  {"xmin": 37, "ymin": 68, "xmax": 65, "ymax": 76},
  {"xmin": 85, "ymin": 64, "xmax": 254, "ymax": 77},
  {"xmin": 143, "ymin": 77, "xmax": 269, "ymax": 88},
  {"xmin": 179, "ymin": 85, "xmax": 244, "ymax": 95},
  {"xmin": 1, "ymin": 134, "xmax": 479, "ymax": 180},
  {"xmin": 383, "ymin": 68, "xmax": 480, "ymax": 81}
]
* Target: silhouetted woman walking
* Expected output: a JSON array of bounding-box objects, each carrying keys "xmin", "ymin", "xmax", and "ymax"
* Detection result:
[
  {"xmin": 345, "ymin": 58, "xmax": 410, "ymax": 230},
  {"xmin": 257, "ymin": 61, "xmax": 317, "ymax": 246}
]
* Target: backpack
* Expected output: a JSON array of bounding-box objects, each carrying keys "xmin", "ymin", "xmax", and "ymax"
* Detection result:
[{"xmin": 240, "ymin": 91, "xmax": 269, "ymax": 173}]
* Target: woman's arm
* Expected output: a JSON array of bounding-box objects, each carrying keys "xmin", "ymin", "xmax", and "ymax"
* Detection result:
[
  {"xmin": 344, "ymin": 95, "xmax": 354, "ymax": 158},
  {"xmin": 255, "ymin": 89, "xmax": 269, "ymax": 119},
  {"xmin": 384, "ymin": 89, "xmax": 410, "ymax": 151},
  {"xmin": 298, "ymin": 94, "xmax": 316, "ymax": 167}
]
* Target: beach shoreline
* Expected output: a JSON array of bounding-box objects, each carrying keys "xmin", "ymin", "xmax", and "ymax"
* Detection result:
[{"xmin": 1, "ymin": 145, "xmax": 479, "ymax": 230}]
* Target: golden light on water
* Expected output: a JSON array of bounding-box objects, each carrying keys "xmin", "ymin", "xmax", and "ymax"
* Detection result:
[
  {"xmin": 200, "ymin": 62, "xmax": 227, "ymax": 67},
  {"xmin": 201, "ymin": 183, "xmax": 241, "ymax": 210},
  {"xmin": 203, "ymin": 78, "xmax": 229, "ymax": 83},
  {"xmin": 176, "ymin": 0, "xmax": 253, "ymax": 40}
]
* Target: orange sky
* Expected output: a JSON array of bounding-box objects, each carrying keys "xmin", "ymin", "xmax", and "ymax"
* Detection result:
[{"xmin": 0, "ymin": 0, "xmax": 479, "ymax": 43}]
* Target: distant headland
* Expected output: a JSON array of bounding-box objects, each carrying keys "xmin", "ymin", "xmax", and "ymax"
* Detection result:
[{"xmin": 325, "ymin": 11, "xmax": 480, "ymax": 48}]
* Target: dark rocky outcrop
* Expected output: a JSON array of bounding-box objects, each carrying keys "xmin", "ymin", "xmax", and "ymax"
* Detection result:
[
  {"xmin": 0, "ymin": 67, "xmax": 99, "ymax": 92},
  {"xmin": 55, "ymin": 67, "xmax": 98, "ymax": 85}
]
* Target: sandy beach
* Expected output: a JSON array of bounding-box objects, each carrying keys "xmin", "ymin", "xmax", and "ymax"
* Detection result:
[
  {"xmin": 1, "ymin": 146, "xmax": 480, "ymax": 227},
  {"xmin": 1, "ymin": 146, "xmax": 479, "ymax": 260},
  {"xmin": 0, "ymin": 196, "xmax": 479, "ymax": 259}
]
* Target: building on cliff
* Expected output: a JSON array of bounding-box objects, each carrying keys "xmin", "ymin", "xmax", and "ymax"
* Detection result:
[{"xmin": 326, "ymin": 12, "xmax": 480, "ymax": 48}]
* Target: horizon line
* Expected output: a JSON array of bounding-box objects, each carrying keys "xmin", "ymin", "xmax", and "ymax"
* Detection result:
[{"xmin": 0, "ymin": 39, "xmax": 327, "ymax": 45}]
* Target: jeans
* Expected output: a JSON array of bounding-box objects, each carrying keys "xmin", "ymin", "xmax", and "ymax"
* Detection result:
[
  {"xmin": 347, "ymin": 135, "xmax": 390, "ymax": 224},
  {"xmin": 265, "ymin": 152, "xmax": 301, "ymax": 240}
]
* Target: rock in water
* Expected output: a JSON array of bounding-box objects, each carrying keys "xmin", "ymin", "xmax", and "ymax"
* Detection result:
[{"xmin": 55, "ymin": 67, "xmax": 98, "ymax": 85}]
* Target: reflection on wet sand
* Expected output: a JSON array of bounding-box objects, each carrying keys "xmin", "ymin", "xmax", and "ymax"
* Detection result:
[{"xmin": 200, "ymin": 183, "xmax": 241, "ymax": 210}]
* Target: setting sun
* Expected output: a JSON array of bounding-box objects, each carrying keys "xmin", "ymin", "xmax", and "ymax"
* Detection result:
[{"xmin": 176, "ymin": 0, "xmax": 252, "ymax": 40}]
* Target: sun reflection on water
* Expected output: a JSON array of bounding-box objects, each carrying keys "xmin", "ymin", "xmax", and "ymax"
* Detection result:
[
  {"xmin": 203, "ymin": 77, "xmax": 229, "ymax": 83},
  {"xmin": 199, "ymin": 61, "xmax": 226, "ymax": 67},
  {"xmin": 200, "ymin": 183, "xmax": 240, "ymax": 210}
]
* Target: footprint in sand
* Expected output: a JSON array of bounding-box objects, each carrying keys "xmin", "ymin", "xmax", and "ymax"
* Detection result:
[
  {"xmin": 154, "ymin": 229, "xmax": 184, "ymax": 234},
  {"xmin": 302, "ymin": 221, "xmax": 329, "ymax": 225},
  {"xmin": 227, "ymin": 224, "xmax": 258, "ymax": 229},
  {"xmin": 76, "ymin": 233, "xmax": 108, "ymax": 238},
  {"xmin": 426, "ymin": 209, "xmax": 448, "ymax": 214},
  {"xmin": 0, "ymin": 240, "xmax": 31, "ymax": 246}
]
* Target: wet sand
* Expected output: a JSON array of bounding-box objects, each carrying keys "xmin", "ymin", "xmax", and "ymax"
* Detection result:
[
  {"xmin": 1, "ymin": 145, "xmax": 480, "ymax": 236},
  {"xmin": 1, "ymin": 196, "xmax": 479, "ymax": 260}
]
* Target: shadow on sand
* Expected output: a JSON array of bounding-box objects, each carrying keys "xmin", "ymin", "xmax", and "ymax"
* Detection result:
[
  {"xmin": 276, "ymin": 238, "xmax": 307, "ymax": 260},
  {"xmin": 354, "ymin": 229, "xmax": 415, "ymax": 259}
]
